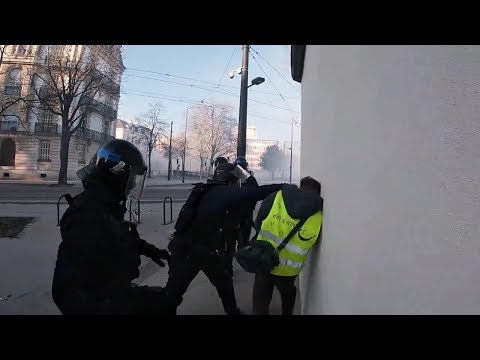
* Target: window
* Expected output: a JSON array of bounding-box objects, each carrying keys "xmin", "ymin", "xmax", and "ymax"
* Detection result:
[
  {"xmin": 4, "ymin": 68, "xmax": 21, "ymax": 96},
  {"xmin": 1, "ymin": 102, "xmax": 19, "ymax": 128},
  {"xmin": 17, "ymin": 45, "xmax": 28, "ymax": 56},
  {"xmin": 78, "ymin": 144, "xmax": 86, "ymax": 164},
  {"xmin": 52, "ymin": 46, "xmax": 65, "ymax": 59},
  {"xmin": 10, "ymin": 46, "xmax": 17, "ymax": 55},
  {"xmin": 38, "ymin": 141, "xmax": 51, "ymax": 162},
  {"xmin": 36, "ymin": 46, "xmax": 48, "ymax": 64},
  {"xmin": 42, "ymin": 110, "xmax": 53, "ymax": 124},
  {"xmin": 38, "ymin": 110, "xmax": 55, "ymax": 133}
]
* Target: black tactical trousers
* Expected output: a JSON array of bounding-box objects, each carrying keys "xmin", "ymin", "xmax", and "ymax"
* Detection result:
[
  {"xmin": 252, "ymin": 273, "xmax": 297, "ymax": 315},
  {"xmin": 165, "ymin": 245, "xmax": 240, "ymax": 315}
]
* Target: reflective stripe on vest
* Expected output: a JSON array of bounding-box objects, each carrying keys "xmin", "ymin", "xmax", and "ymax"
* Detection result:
[
  {"xmin": 256, "ymin": 190, "xmax": 322, "ymax": 277},
  {"xmin": 258, "ymin": 229, "xmax": 309, "ymax": 255},
  {"xmin": 279, "ymin": 258, "xmax": 303, "ymax": 268}
]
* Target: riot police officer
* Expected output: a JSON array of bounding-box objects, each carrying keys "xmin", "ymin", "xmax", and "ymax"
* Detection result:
[
  {"xmin": 52, "ymin": 139, "xmax": 172, "ymax": 315},
  {"xmin": 165, "ymin": 163, "xmax": 283, "ymax": 315}
]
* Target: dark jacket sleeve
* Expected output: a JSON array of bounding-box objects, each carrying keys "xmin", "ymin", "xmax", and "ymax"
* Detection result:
[
  {"xmin": 137, "ymin": 238, "xmax": 162, "ymax": 258},
  {"xmin": 254, "ymin": 192, "xmax": 277, "ymax": 232},
  {"xmin": 244, "ymin": 175, "xmax": 259, "ymax": 187},
  {"xmin": 241, "ymin": 184, "xmax": 283, "ymax": 203},
  {"xmin": 225, "ymin": 184, "xmax": 283, "ymax": 221}
]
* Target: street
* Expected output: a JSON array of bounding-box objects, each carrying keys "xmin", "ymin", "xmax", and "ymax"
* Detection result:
[{"xmin": 0, "ymin": 183, "xmax": 192, "ymax": 201}]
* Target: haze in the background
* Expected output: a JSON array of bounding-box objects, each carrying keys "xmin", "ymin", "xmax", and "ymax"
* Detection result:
[{"xmin": 118, "ymin": 45, "xmax": 301, "ymax": 177}]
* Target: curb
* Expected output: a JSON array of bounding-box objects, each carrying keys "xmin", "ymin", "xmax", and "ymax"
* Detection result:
[
  {"xmin": 0, "ymin": 199, "xmax": 188, "ymax": 205},
  {"xmin": 145, "ymin": 183, "xmax": 196, "ymax": 188}
]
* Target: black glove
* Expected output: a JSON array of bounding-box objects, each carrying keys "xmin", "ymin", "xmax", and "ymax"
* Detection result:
[{"xmin": 150, "ymin": 249, "xmax": 171, "ymax": 267}]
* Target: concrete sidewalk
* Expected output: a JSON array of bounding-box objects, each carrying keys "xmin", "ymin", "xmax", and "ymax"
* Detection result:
[{"xmin": 0, "ymin": 202, "xmax": 300, "ymax": 315}]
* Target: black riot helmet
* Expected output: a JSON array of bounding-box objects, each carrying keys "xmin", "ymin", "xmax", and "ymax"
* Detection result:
[
  {"xmin": 214, "ymin": 156, "xmax": 228, "ymax": 168},
  {"xmin": 77, "ymin": 139, "xmax": 147, "ymax": 200},
  {"xmin": 212, "ymin": 162, "xmax": 237, "ymax": 184},
  {"xmin": 233, "ymin": 156, "xmax": 248, "ymax": 170}
]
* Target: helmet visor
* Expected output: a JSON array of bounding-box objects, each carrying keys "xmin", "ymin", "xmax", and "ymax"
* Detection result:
[
  {"xmin": 126, "ymin": 165, "xmax": 147, "ymax": 200},
  {"xmin": 232, "ymin": 164, "xmax": 251, "ymax": 183}
]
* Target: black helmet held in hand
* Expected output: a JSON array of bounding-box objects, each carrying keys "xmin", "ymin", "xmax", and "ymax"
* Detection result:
[
  {"xmin": 77, "ymin": 139, "xmax": 147, "ymax": 199},
  {"xmin": 233, "ymin": 156, "xmax": 248, "ymax": 170}
]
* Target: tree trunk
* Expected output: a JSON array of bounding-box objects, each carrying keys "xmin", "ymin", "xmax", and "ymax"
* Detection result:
[
  {"xmin": 271, "ymin": 170, "xmax": 275, "ymax": 180},
  {"xmin": 148, "ymin": 148, "xmax": 152, "ymax": 178},
  {"xmin": 58, "ymin": 125, "xmax": 70, "ymax": 185},
  {"xmin": 209, "ymin": 156, "xmax": 214, "ymax": 176}
]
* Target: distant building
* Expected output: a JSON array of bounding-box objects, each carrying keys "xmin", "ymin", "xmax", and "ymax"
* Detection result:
[
  {"xmin": 245, "ymin": 125, "xmax": 279, "ymax": 171},
  {"xmin": 115, "ymin": 119, "xmax": 151, "ymax": 161}
]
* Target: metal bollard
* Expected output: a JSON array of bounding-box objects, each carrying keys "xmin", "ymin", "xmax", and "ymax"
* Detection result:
[
  {"xmin": 56, "ymin": 194, "xmax": 72, "ymax": 226},
  {"xmin": 128, "ymin": 197, "xmax": 141, "ymax": 224},
  {"xmin": 163, "ymin": 196, "xmax": 173, "ymax": 225},
  {"xmin": 136, "ymin": 198, "xmax": 141, "ymax": 224}
]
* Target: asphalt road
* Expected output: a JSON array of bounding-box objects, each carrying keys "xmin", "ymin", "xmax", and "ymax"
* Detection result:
[{"xmin": 0, "ymin": 183, "xmax": 192, "ymax": 201}]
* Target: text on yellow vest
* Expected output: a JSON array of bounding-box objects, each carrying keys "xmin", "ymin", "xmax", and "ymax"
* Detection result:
[{"xmin": 257, "ymin": 190, "xmax": 322, "ymax": 276}]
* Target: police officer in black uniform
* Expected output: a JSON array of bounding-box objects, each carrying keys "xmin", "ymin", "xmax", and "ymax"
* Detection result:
[
  {"xmin": 233, "ymin": 156, "xmax": 259, "ymax": 250},
  {"xmin": 165, "ymin": 162, "xmax": 283, "ymax": 315},
  {"xmin": 52, "ymin": 139, "xmax": 172, "ymax": 315}
]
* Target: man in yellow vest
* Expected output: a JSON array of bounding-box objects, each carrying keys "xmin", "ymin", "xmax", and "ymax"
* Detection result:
[{"xmin": 252, "ymin": 176, "xmax": 323, "ymax": 315}]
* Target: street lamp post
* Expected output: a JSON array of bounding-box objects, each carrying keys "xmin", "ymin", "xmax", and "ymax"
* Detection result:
[
  {"xmin": 232, "ymin": 45, "xmax": 265, "ymax": 158},
  {"xmin": 237, "ymin": 45, "xmax": 249, "ymax": 159}
]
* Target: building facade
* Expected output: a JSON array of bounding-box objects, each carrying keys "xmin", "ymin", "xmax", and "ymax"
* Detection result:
[
  {"xmin": 115, "ymin": 119, "xmax": 150, "ymax": 161},
  {"xmin": 245, "ymin": 125, "xmax": 279, "ymax": 171},
  {"xmin": 292, "ymin": 45, "xmax": 480, "ymax": 314},
  {"xmin": 0, "ymin": 45, "xmax": 123, "ymax": 180}
]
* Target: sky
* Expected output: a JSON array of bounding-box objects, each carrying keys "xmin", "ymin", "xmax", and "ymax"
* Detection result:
[{"xmin": 117, "ymin": 45, "xmax": 301, "ymax": 153}]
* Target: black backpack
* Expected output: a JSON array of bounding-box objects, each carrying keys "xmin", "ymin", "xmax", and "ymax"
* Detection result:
[
  {"xmin": 168, "ymin": 182, "xmax": 214, "ymax": 253},
  {"xmin": 235, "ymin": 217, "xmax": 308, "ymax": 274},
  {"xmin": 174, "ymin": 182, "xmax": 214, "ymax": 233}
]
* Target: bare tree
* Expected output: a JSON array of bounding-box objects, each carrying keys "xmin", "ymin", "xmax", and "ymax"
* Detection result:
[
  {"xmin": 136, "ymin": 102, "xmax": 167, "ymax": 178},
  {"xmin": 190, "ymin": 104, "xmax": 236, "ymax": 176},
  {"xmin": 162, "ymin": 133, "xmax": 188, "ymax": 160},
  {"xmin": 28, "ymin": 45, "xmax": 120, "ymax": 185}
]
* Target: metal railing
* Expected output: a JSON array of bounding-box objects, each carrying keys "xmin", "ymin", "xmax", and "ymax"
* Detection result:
[
  {"xmin": 82, "ymin": 96, "xmax": 117, "ymax": 119},
  {"xmin": 75, "ymin": 128, "xmax": 115, "ymax": 143},
  {"xmin": 128, "ymin": 197, "xmax": 141, "ymax": 224},
  {"xmin": 4, "ymin": 85, "xmax": 21, "ymax": 97},
  {"xmin": 0, "ymin": 120, "xmax": 19, "ymax": 132},
  {"xmin": 34, "ymin": 122, "xmax": 59, "ymax": 134},
  {"xmin": 90, "ymin": 69, "xmax": 121, "ymax": 94}
]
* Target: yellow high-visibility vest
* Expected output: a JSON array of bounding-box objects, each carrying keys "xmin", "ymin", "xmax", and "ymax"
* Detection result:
[{"xmin": 257, "ymin": 190, "xmax": 322, "ymax": 276}]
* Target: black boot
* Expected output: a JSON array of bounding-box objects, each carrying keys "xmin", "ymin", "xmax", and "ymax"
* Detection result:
[{"xmin": 225, "ymin": 306, "xmax": 244, "ymax": 315}]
